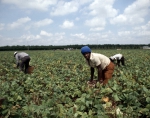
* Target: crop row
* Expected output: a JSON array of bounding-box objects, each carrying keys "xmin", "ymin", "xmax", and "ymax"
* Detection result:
[{"xmin": 0, "ymin": 49, "xmax": 150, "ymax": 118}]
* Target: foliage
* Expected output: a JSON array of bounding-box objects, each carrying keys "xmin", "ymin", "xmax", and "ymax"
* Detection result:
[
  {"xmin": 0, "ymin": 49, "xmax": 150, "ymax": 118},
  {"xmin": 0, "ymin": 44, "xmax": 149, "ymax": 51}
]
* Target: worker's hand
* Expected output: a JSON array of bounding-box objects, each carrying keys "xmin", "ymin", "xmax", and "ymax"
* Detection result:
[
  {"xmin": 87, "ymin": 80, "xmax": 96, "ymax": 84},
  {"xmin": 87, "ymin": 81, "xmax": 93, "ymax": 84}
]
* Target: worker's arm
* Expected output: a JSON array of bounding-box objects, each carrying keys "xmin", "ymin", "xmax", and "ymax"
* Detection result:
[
  {"xmin": 90, "ymin": 67, "xmax": 94, "ymax": 81},
  {"xmin": 97, "ymin": 65, "xmax": 103, "ymax": 83}
]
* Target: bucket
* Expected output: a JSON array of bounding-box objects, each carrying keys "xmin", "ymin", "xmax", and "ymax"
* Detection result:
[{"xmin": 27, "ymin": 66, "xmax": 34, "ymax": 74}]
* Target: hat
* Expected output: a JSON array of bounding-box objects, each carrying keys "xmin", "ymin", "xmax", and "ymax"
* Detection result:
[
  {"xmin": 110, "ymin": 56, "xmax": 115, "ymax": 60},
  {"xmin": 81, "ymin": 46, "xmax": 91, "ymax": 54},
  {"xmin": 14, "ymin": 51, "xmax": 18, "ymax": 56}
]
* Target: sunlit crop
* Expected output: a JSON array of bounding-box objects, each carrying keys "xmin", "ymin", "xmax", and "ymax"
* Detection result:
[{"xmin": 0, "ymin": 49, "xmax": 150, "ymax": 118}]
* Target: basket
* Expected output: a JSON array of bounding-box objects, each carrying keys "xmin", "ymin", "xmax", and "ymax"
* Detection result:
[{"xmin": 27, "ymin": 66, "xmax": 34, "ymax": 74}]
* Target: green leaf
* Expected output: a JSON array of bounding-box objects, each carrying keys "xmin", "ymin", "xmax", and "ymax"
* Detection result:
[
  {"xmin": 146, "ymin": 97, "xmax": 150, "ymax": 103},
  {"xmin": 106, "ymin": 102, "xmax": 112, "ymax": 108},
  {"xmin": 88, "ymin": 110, "xmax": 93, "ymax": 115},
  {"xmin": 80, "ymin": 105, "xmax": 85, "ymax": 111},
  {"xmin": 17, "ymin": 95, "xmax": 22, "ymax": 100},
  {"xmin": 86, "ymin": 101, "xmax": 92, "ymax": 107},
  {"xmin": 139, "ymin": 108, "xmax": 149, "ymax": 113},
  {"xmin": 142, "ymin": 86, "xmax": 149, "ymax": 94},
  {"xmin": 112, "ymin": 93, "xmax": 120, "ymax": 101}
]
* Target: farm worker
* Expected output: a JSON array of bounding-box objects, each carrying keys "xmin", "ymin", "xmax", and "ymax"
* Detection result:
[
  {"xmin": 109, "ymin": 54, "xmax": 125, "ymax": 66},
  {"xmin": 81, "ymin": 46, "xmax": 115, "ymax": 85},
  {"xmin": 14, "ymin": 51, "xmax": 30, "ymax": 74}
]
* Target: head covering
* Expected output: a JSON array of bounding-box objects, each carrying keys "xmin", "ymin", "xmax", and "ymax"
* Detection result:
[
  {"xmin": 81, "ymin": 46, "xmax": 91, "ymax": 54},
  {"xmin": 14, "ymin": 51, "xmax": 18, "ymax": 57},
  {"xmin": 110, "ymin": 56, "xmax": 115, "ymax": 60}
]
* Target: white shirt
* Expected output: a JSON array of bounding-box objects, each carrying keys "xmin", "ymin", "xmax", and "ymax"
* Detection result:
[
  {"xmin": 15, "ymin": 52, "xmax": 29, "ymax": 65},
  {"xmin": 86, "ymin": 53, "xmax": 110, "ymax": 70},
  {"xmin": 110, "ymin": 54, "xmax": 123, "ymax": 60}
]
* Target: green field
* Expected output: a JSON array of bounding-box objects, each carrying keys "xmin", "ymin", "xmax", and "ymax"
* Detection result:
[{"xmin": 0, "ymin": 49, "xmax": 150, "ymax": 118}]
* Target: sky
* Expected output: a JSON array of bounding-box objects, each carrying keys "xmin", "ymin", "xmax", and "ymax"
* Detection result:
[{"xmin": 0, "ymin": 0, "xmax": 150, "ymax": 46}]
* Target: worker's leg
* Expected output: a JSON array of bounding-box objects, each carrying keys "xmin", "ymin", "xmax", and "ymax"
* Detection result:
[
  {"xmin": 103, "ymin": 62, "xmax": 115, "ymax": 85},
  {"xmin": 117, "ymin": 60, "xmax": 120, "ymax": 66},
  {"xmin": 121, "ymin": 56, "xmax": 125, "ymax": 66},
  {"xmin": 24, "ymin": 56, "xmax": 30, "ymax": 73}
]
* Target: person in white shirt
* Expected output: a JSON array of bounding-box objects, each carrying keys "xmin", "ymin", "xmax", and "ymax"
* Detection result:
[
  {"xmin": 81, "ymin": 46, "xmax": 115, "ymax": 85},
  {"xmin": 109, "ymin": 54, "xmax": 125, "ymax": 66},
  {"xmin": 14, "ymin": 51, "xmax": 31, "ymax": 73}
]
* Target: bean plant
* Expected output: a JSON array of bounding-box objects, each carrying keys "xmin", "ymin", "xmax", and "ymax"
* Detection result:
[{"xmin": 0, "ymin": 49, "xmax": 150, "ymax": 118}]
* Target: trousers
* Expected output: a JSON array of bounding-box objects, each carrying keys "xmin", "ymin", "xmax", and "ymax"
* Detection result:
[
  {"xmin": 20, "ymin": 56, "xmax": 30, "ymax": 73},
  {"xmin": 102, "ymin": 62, "xmax": 115, "ymax": 84}
]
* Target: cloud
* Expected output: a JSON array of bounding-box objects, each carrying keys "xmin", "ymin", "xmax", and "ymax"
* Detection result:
[
  {"xmin": 77, "ymin": 0, "xmax": 93, "ymax": 5},
  {"xmin": 85, "ymin": 0, "xmax": 117, "ymax": 30},
  {"xmin": 116, "ymin": 20, "xmax": 150, "ymax": 39},
  {"xmin": 70, "ymin": 32, "xmax": 114, "ymax": 44},
  {"xmin": 71, "ymin": 33, "xmax": 86, "ymax": 39},
  {"xmin": 21, "ymin": 34, "xmax": 41, "ymax": 41},
  {"xmin": 133, "ymin": 20, "xmax": 150, "ymax": 36},
  {"xmin": 40, "ymin": 30, "xmax": 53, "ymax": 37},
  {"xmin": 33, "ymin": 19, "xmax": 53, "ymax": 27},
  {"xmin": 1, "ymin": 0, "xmax": 57, "ymax": 11},
  {"xmin": 50, "ymin": 1, "xmax": 78, "ymax": 16},
  {"xmin": 110, "ymin": 15, "xmax": 127, "ymax": 24},
  {"xmin": 60, "ymin": 20, "xmax": 74, "ymax": 29},
  {"xmin": 26, "ymin": 32, "xmax": 66, "ymax": 45},
  {"xmin": 0, "ymin": 0, "xmax": 149, "ymax": 46},
  {"xmin": 118, "ymin": 30, "xmax": 150, "ymax": 38},
  {"xmin": 90, "ymin": 27, "xmax": 104, "ymax": 31},
  {"xmin": 0, "ymin": 37, "xmax": 20, "ymax": 46},
  {"xmin": 110, "ymin": 0, "xmax": 150, "ymax": 25},
  {"xmin": 118, "ymin": 31, "xmax": 131, "ymax": 36},
  {"xmin": 85, "ymin": 17, "xmax": 106, "ymax": 27},
  {"xmin": 134, "ymin": 20, "xmax": 150, "ymax": 31},
  {"xmin": 75, "ymin": 17, "xmax": 80, "ymax": 21},
  {"xmin": 88, "ymin": 0, "xmax": 117, "ymax": 17},
  {"xmin": 141, "ymin": 21, "xmax": 150, "ymax": 30},
  {"xmin": 7, "ymin": 17, "xmax": 31, "ymax": 29},
  {"xmin": 0, "ymin": 23, "xmax": 5, "ymax": 30}
]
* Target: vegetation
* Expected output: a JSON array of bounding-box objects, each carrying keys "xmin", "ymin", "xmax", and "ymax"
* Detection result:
[
  {"xmin": 0, "ymin": 49, "xmax": 150, "ymax": 118},
  {"xmin": 0, "ymin": 44, "xmax": 150, "ymax": 51}
]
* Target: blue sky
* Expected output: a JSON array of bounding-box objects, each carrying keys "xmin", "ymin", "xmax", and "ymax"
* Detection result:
[{"xmin": 0, "ymin": 0, "xmax": 150, "ymax": 46}]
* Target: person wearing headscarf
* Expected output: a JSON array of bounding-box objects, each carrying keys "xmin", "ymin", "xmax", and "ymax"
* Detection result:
[
  {"xmin": 81, "ymin": 46, "xmax": 115, "ymax": 85},
  {"xmin": 14, "ymin": 51, "xmax": 30, "ymax": 74},
  {"xmin": 109, "ymin": 54, "xmax": 125, "ymax": 66}
]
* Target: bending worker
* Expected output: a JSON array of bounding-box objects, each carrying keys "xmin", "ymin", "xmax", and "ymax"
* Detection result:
[
  {"xmin": 81, "ymin": 46, "xmax": 115, "ymax": 85},
  {"xmin": 109, "ymin": 54, "xmax": 125, "ymax": 66},
  {"xmin": 14, "ymin": 51, "xmax": 30, "ymax": 74}
]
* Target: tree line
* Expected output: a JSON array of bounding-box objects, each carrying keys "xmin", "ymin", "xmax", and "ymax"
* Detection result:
[{"xmin": 0, "ymin": 44, "xmax": 149, "ymax": 51}]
